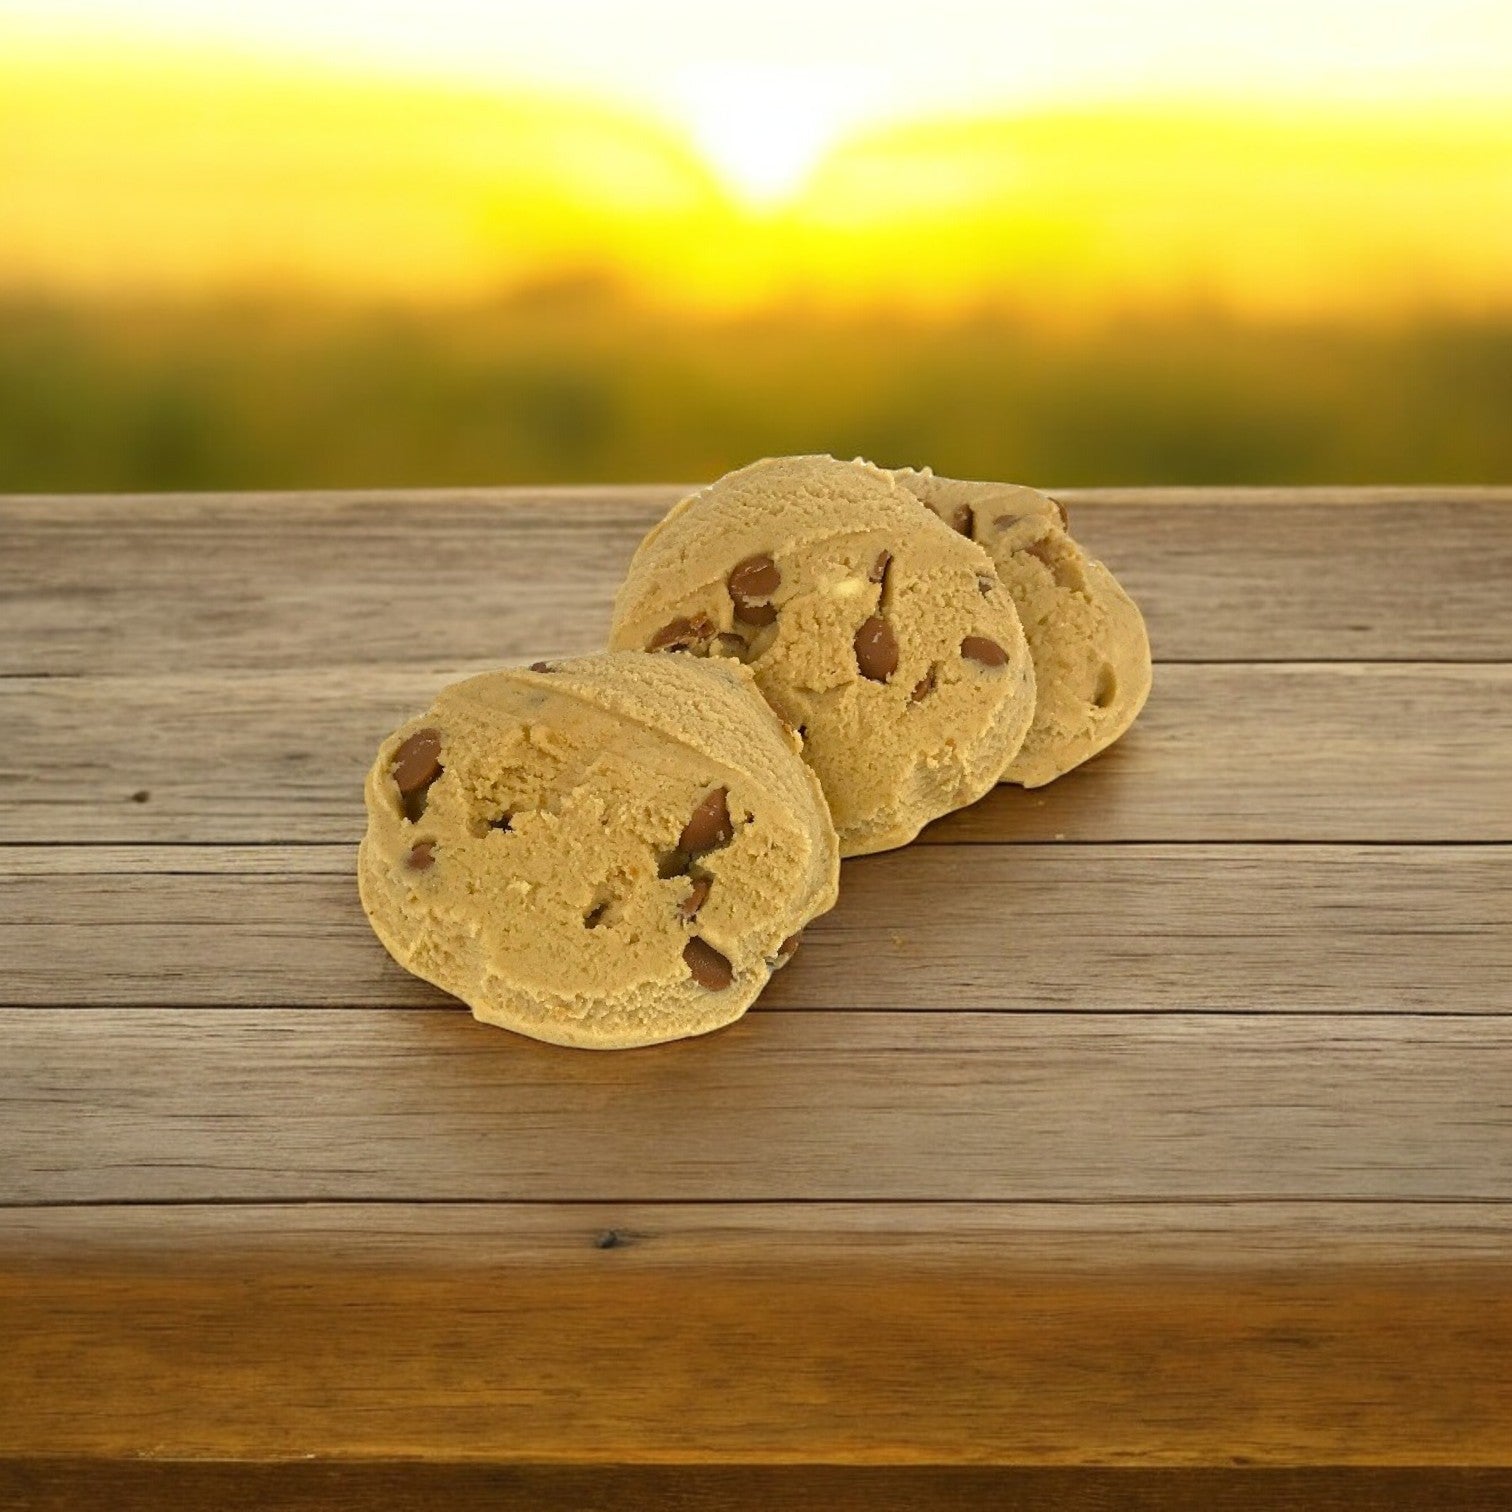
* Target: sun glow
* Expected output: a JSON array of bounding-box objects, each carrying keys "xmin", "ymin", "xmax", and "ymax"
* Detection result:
[{"xmin": 668, "ymin": 65, "xmax": 883, "ymax": 207}]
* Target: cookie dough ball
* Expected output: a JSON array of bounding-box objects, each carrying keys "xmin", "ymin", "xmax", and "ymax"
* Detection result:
[
  {"xmin": 358, "ymin": 653, "xmax": 839, "ymax": 1049},
  {"xmin": 608, "ymin": 455, "xmax": 1035, "ymax": 856},
  {"xmin": 892, "ymin": 468, "xmax": 1152, "ymax": 787}
]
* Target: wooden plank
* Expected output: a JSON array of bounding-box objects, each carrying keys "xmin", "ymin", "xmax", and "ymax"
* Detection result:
[
  {"xmin": 6, "ymin": 664, "xmax": 1509, "ymax": 844},
  {"xmin": 3, "ymin": 845, "xmax": 1505, "ymax": 1013},
  {"xmin": 2, "ymin": 1204, "xmax": 1510, "ymax": 1467},
  {"xmin": 7, "ymin": 1465, "xmax": 1512, "ymax": 1512},
  {"xmin": 3, "ymin": 1010, "xmax": 1509, "ymax": 1202},
  {"xmin": 16, "ymin": 1465, "xmax": 1512, "ymax": 1512},
  {"xmin": 3, "ymin": 488, "xmax": 1511, "ymax": 673}
]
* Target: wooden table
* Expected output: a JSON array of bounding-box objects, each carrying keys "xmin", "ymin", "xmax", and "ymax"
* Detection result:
[{"xmin": 3, "ymin": 486, "xmax": 1511, "ymax": 1510}]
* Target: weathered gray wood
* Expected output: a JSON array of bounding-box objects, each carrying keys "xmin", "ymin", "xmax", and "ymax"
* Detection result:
[
  {"xmin": 6, "ymin": 663, "xmax": 1510, "ymax": 844},
  {"xmin": 3, "ymin": 844, "xmax": 1505, "ymax": 1012},
  {"xmin": 4, "ymin": 485, "xmax": 1510, "ymax": 1483},
  {"xmin": 4, "ymin": 488, "xmax": 1511, "ymax": 673},
  {"xmin": 4, "ymin": 1010, "xmax": 1509, "ymax": 1202}
]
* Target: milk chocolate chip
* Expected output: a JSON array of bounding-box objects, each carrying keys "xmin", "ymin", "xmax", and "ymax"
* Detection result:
[
  {"xmin": 679, "ymin": 787, "xmax": 733, "ymax": 854},
  {"xmin": 648, "ymin": 614, "xmax": 716, "ymax": 652},
  {"xmin": 391, "ymin": 729, "xmax": 443, "ymax": 822},
  {"xmin": 948, "ymin": 503, "xmax": 974, "ymax": 536},
  {"xmin": 869, "ymin": 550, "xmax": 892, "ymax": 585},
  {"xmin": 406, "ymin": 841, "xmax": 436, "ymax": 871},
  {"xmin": 961, "ymin": 636, "xmax": 1009, "ymax": 667},
  {"xmin": 679, "ymin": 876, "xmax": 712, "ymax": 921},
  {"xmin": 529, "ymin": 661, "xmax": 555, "ymax": 673},
  {"xmin": 728, "ymin": 554, "xmax": 781, "ymax": 625},
  {"xmin": 910, "ymin": 665, "xmax": 937, "ymax": 703},
  {"xmin": 778, "ymin": 932, "xmax": 802, "ymax": 959},
  {"xmin": 392, "ymin": 729, "xmax": 441, "ymax": 793},
  {"xmin": 854, "ymin": 616, "xmax": 899, "ymax": 682},
  {"xmin": 684, "ymin": 937, "xmax": 733, "ymax": 990}
]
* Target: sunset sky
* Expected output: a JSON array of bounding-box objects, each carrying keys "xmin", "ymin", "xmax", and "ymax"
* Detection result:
[{"xmin": 3, "ymin": 0, "xmax": 1510, "ymax": 312}]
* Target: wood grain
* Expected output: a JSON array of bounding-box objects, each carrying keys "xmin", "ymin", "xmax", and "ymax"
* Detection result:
[
  {"xmin": 8, "ymin": 1464, "xmax": 1512, "ymax": 1512},
  {"xmin": 4, "ymin": 485, "xmax": 1510, "ymax": 1488},
  {"xmin": 3, "ymin": 1204, "xmax": 1510, "ymax": 1467},
  {"xmin": 4, "ymin": 488, "xmax": 1510, "ymax": 674},
  {"xmin": 3, "ymin": 844, "xmax": 1505, "ymax": 1012},
  {"xmin": 4, "ymin": 1010, "xmax": 1510, "ymax": 1203},
  {"xmin": 7, "ymin": 662, "xmax": 1510, "ymax": 844}
]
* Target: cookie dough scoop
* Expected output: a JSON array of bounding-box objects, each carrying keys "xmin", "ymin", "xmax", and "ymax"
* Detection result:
[
  {"xmin": 609, "ymin": 454, "xmax": 1035, "ymax": 856},
  {"xmin": 358, "ymin": 652, "xmax": 839, "ymax": 1048},
  {"xmin": 892, "ymin": 469, "xmax": 1152, "ymax": 788}
]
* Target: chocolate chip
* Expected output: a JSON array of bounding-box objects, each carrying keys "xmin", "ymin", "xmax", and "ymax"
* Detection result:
[
  {"xmin": 529, "ymin": 661, "xmax": 555, "ymax": 673},
  {"xmin": 684, "ymin": 937, "xmax": 733, "ymax": 990},
  {"xmin": 1025, "ymin": 539, "xmax": 1057, "ymax": 568},
  {"xmin": 728, "ymin": 553, "xmax": 780, "ymax": 597},
  {"xmin": 994, "ymin": 513, "xmax": 1022, "ymax": 531},
  {"xmin": 869, "ymin": 550, "xmax": 892, "ymax": 584},
  {"xmin": 391, "ymin": 729, "xmax": 442, "ymax": 795},
  {"xmin": 392, "ymin": 728, "xmax": 443, "ymax": 822},
  {"xmin": 948, "ymin": 503, "xmax": 973, "ymax": 536},
  {"xmin": 734, "ymin": 599, "xmax": 777, "ymax": 627},
  {"xmin": 658, "ymin": 848, "xmax": 691, "ymax": 879},
  {"xmin": 962, "ymin": 636, "xmax": 1009, "ymax": 667},
  {"xmin": 679, "ymin": 787, "xmax": 733, "ymax": 855},
  {"xmin": 714, "ymin": 633, "xmax": 749, "ymax": 660},
  {"xmin": 778, "ymin": 932, "xmax": 802, "ymax": 959},
  {"xmin": 728, "ymin": 554, "xmax": 781, "ymax": 625},
  {"xmin": 679, "ymin": 876, "xmax": 712, "ymax": 920},
  {"xmin": 910, "ymin": 666, "xmax": 937, "ymax": 703},
  {"xmin": 647, "ymin": 614, "xmax": 716, "ymax": 652},
  {"xmin": 854, "ymin": 615, "xmax": 899, "ymax": 682},
  {"xmin": 406, "ymin": 842, "xmax": 435, "ymax": 871}
]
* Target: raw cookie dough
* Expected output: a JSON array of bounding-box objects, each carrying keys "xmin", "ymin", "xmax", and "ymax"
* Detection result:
[
  {"xmin": 891, "ymin": 468, "xmax": 1152, "ymax": 787},
  {"xmin": 608, "ymin": 455, "xmax": 1035, "ymax": 856},
  {"xmin": 358, "ymin": 652, "xmax": 839, "ymax": 1049}
]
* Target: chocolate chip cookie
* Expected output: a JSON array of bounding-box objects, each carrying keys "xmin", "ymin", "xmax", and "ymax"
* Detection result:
[
  {"xmin": 608, "ymin": 455, "xmax": 1035, "ymax": 855},
  {"xmin": 892, "ymin": 469, "xmax": 1151, "ymax": 787},
  {"xmin": 358, "ymin": 653, "xmax": 839, "ymax": 1048}
]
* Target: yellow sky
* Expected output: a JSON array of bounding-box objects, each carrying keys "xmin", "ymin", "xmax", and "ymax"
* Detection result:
[{"xmin": 2, "ymin": 1, "xmax": 1510, "ymax": 313}]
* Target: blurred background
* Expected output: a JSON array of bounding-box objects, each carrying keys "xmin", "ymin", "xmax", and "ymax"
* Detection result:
[{"xmin": 1, "ymin": 0, "xmax": 1509, "ymax": 493}]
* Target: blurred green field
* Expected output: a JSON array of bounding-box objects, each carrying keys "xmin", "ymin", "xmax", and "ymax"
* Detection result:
[{"xmin": 2, "ymin": 288, "xmax": 1508, "ymax": 491}]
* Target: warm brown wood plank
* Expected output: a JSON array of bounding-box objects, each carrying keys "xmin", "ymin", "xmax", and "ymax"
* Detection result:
[
  {"xmin": 4, "ymin": 488, "xmax": 1510, "ymax": 673},
  {"xmin": 3, "ymin": 1204, "xmax": 1510, "ymax": 1466},
  {"xmin": 6, "ymin": 663, "xmax": 1509, "ymax": 844},
  {"xmin": 8, "ymin": 1464, "xmax": 1512, "ymax": 1512},
  {"xmin": 3, "ymin": 844, "xmax": 1505, "ymax": 1012},
  {"xmin": 4, "ymin": 1010, "xmax": 1509, "ymax": 1202}
]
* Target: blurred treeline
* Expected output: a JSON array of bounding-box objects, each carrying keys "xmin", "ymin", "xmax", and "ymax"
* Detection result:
[{"xmin": 2, "ymin": 284, "xmax": 1508, "ymax": 491}]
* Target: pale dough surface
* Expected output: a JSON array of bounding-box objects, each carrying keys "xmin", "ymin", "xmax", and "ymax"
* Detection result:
[
  {"xmin": 892, "ymin": 469, "xmax": 1152, "ymax": 787},
  {"xmin": 358, "ymin": 653, "xmax": 839, "ymax": 1048},
  {"xmin": 608, "ymin": 455, "xmax": 1035, "ymax": 856}
]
